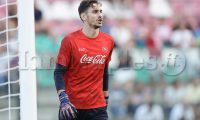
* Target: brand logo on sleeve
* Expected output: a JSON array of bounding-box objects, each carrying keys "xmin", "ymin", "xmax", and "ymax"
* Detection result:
[{"xmin": 80, "ymin": 54, "xmax": 106, "ymax": 64}]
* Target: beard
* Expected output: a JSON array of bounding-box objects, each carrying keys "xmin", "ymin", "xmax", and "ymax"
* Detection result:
[
  {"xmin": 94, "ymin": 25, "xmax": 101, "ymax": 29},
  {"xmin": 89, "ymin": 22, "xmax": 102, "ymax": 29}
]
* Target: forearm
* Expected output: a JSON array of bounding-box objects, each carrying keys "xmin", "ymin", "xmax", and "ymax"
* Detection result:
[
  {"xmin": 103, "ymin": 65, "xmax": 109, "ymax": 97},
  {"xmin": 104, "ymin": 91, "xmax": 108, "ymax": 97},
  {"xmin": 54, "ymin": 64, "xmax": 67, "ymax": 94}
]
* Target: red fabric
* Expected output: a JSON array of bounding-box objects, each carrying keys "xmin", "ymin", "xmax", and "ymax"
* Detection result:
[
  {"xmin": 56, "ymin": 29, "xmax": 114, "ymax": 109},
  {"xmin": 146, "ymin": 36, "xmax": 160, "ymax": 56},
  {"xmin": 146, "ymin": 36, "xmax": 155, "ymax": 49}
]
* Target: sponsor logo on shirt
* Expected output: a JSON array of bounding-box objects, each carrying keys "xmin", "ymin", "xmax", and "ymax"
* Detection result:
[{"xmin": 80, "ymin": 54, "xmax": 106, "ymax": 64}]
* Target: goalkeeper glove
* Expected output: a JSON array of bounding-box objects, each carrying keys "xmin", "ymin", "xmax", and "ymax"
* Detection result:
[
  {"xmin": 105, "ymin": 96, "xmax": 109, "ymax": 110},
  {"xmin": 59, "ymin": 91, "xmax": 77, "ymax": 120}
]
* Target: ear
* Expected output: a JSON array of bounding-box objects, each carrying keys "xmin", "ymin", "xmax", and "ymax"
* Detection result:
[{"xmin": 81, "ymin": 13, "xmax": 87, "ymax": 21}]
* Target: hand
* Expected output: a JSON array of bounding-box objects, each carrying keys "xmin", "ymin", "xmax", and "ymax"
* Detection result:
[
  {"xmin": 105, "ymin": 96, "xmax": 109, "ymax": 110},
  {"xmin": 59, "ymin": 91, "xmax": 77, "ymax": 120}
]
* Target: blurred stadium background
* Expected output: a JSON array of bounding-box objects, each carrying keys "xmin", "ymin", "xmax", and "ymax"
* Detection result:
[{"xmin": 1, "ymin": 0, "xmax": 200, "ymax": 120}]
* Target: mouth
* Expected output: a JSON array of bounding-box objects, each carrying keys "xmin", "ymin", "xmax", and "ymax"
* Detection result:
[{"xmin": 97, "ymin": 19, "xmax": 103, "ymax": 23}]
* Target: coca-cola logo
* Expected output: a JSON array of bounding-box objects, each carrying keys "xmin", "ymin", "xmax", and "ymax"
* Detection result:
[{"xmin": 80, "ymin": 54, "xmax": 106, "ymax": 64}]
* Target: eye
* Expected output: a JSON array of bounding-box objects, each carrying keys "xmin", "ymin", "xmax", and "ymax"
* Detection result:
[{"xmin": 93, "ymin": 10, "xmax": 98, "ymax": 13}]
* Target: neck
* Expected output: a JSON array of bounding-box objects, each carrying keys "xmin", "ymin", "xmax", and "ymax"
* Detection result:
[{"xmin": 82, "ymin": 25, "xmax": 100, "ymax": 38}]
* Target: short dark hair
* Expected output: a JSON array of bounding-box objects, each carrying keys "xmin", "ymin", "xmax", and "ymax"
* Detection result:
[{"xmin": 78, "ymin": 0, "xmax": 101, "ymax": 21}]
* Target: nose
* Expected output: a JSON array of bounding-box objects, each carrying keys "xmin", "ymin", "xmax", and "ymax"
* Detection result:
[{"xmin": 99, "ymin": 12, "xmax": 103, "ymax": 19}]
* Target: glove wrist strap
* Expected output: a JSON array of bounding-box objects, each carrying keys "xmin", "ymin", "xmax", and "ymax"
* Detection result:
[{"xmin": 59, "ymin": 91, "xmax": 69, "ymax": 103}]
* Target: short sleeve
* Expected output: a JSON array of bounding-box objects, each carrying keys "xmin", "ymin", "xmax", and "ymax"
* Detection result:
[
  {"xmin": 56, "ymin": 37, "xmax": 72, "ymax": 67},
  {"xmin": 105, "ymin": 39, "xmax": 114, "ymax": 64}
]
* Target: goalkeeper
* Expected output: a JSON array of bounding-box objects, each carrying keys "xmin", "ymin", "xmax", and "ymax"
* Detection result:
[{"xmin": 54, "ymin": 0, "xmax": 114, "ymax": 120}]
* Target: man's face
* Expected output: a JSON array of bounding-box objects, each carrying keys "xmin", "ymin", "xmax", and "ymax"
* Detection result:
[{"xmin": 84, "ymin": 3, "xmax": 103, "ymax": 29}]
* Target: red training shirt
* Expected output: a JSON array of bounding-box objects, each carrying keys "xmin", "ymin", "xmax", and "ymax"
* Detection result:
[{"xmin": 56, "ymin": 29, "xmax": 114, "ymax": 109}]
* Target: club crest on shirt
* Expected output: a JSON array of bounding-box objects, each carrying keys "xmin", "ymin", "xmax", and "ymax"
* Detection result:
[{"xmin": 80, "ymin": 54, "xmax": 106, "ymax": 64}]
